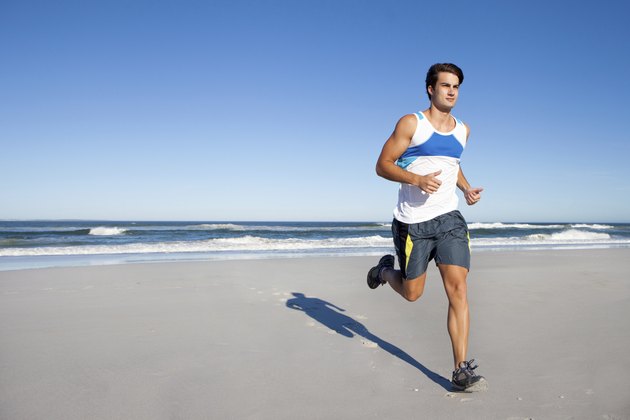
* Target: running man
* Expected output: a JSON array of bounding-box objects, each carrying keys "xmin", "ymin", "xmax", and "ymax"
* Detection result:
[{"xmin": 367, "ymin": 63, "xmax": 487, "ymax": 392}]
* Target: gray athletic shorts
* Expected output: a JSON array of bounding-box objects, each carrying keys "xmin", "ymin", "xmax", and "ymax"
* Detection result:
[{"xmin": 392, "ymin": 210, "xmax": 470, "ymax": 280}]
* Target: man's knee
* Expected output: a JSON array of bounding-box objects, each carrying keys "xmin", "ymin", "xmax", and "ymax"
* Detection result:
[
  {"xmin": 403, "ymin": 289, "xmax": 423, "ymax": 302},
  {"xmin": 445, "ymin": 278, "xmax": 468, "ymax": 303},
  {"xmin": 453, "ymin": 283, "xmax": 467, "ymax": 299},
  {"xmin": 439, "ymin": 265, "xmax": 469, "ymax": 300},
  {"xmin": 402, "ymin": 274, "xmax": 426, "ymax": 302}
]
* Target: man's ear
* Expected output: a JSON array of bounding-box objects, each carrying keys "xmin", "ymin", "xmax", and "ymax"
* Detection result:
[{"xmin": 427, "ymin": 85, "xmax": 434, "ymax": 97}]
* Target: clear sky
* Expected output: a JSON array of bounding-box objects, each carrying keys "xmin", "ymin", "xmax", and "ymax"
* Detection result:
[{"xmin": 1, "ymin": 0, "xmax": 629, "ymax": 222}]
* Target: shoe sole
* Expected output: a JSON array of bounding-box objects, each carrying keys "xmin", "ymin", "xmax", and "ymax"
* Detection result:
[
  {"xmin": 366, "ymin": 266, "xmax": 381, "ymax": 289},
  {"xmin": 451, "ymin": 377, "xmax": 488, "ymax": 393}
]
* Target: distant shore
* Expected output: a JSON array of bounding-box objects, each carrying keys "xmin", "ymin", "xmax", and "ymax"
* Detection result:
[{"xmin": 1, "ymin": 250, "xmax": 629, "ymax": 419}]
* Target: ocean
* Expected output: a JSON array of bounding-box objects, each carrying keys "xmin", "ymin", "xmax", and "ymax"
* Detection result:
[{"xmin": 1, "ymin": 220, "xmax": 629, "ymax": 271}]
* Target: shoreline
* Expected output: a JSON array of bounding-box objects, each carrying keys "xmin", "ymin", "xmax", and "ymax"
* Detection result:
[
  {"xmin": 2, "ymin": 245, "xmax": 630, "ymax": 273},
  {"xmin": 2, "ymin": 250, "xmax": 630, "ymax": 419}
]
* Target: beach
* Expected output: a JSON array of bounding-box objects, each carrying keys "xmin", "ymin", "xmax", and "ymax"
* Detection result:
[{"xmin": 1, "ymin": 249, "xmax": 629, "ymax": 419}]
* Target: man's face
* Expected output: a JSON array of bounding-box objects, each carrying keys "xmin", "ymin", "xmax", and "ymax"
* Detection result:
[{"xmin": 428, "ymin": 72, "xmax": 460, "ymax": 111}]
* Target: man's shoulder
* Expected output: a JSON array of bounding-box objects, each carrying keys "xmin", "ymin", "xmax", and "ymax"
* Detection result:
[
  {"xmin": 401, "ymin": 113, "xmax": 420, "ymax": 121},
  {"xmin": 396, "ymin": 113, "xmax": 419, "ymax": 129},
  {"xmin": 392, "ymin": 114, "xmax": 419, "ymax": 140}
]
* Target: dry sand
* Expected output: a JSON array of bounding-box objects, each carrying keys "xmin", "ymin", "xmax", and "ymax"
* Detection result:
[{"xmin": 1, "ymin": 249, "xmax": 629, "ymax": 419}]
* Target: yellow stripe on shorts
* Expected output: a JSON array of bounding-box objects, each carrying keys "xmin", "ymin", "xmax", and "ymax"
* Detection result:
[{"xmin": 405, "ymin": 233, "xmax": 414, "ymax": 273}]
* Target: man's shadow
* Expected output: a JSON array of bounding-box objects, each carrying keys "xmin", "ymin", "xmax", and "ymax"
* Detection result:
[{"xmin": 286, "ymin": 292, "xmax": 451, "ymax": 390}]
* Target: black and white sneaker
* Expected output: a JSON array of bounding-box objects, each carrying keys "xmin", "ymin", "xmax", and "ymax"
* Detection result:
[
  {"xmin": 367, "ymin": 255, "xmax": 395, "ymax": 289},
  {"xmin": 451, "ymin": 359, "xmax": 488, "ymax": 392}
]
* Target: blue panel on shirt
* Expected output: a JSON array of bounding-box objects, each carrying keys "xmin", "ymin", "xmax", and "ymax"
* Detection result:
[{"xmin": 397, "ymin": 133, "xmax": 463, "ymax": 169}]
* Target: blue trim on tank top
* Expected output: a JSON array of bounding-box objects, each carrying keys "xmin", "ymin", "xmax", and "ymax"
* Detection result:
[{"xmin": 397, "ymin": 133, "xmax": 463, "ymax": 169}]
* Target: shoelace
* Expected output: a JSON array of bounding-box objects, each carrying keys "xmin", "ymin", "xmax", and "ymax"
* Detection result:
[
  {"xmin": 463, "ymin": 359, "xmax": 479, "ymax": 375},
  {"xmin": 453, "ymin": 359, "xmax": 481, "ymax": 379}
]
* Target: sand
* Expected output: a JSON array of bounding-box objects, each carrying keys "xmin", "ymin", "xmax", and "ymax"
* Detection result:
[{"xmin": 1, "ymin": 249, "xmax": 629, "ymax": 419}]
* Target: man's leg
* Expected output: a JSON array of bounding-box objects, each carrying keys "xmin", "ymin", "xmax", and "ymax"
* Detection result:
[
  {"xmin": 438, "ymin": 263, "xmax": 470, "ymax": 369},
  {"xmin": 381, "ymin": 268, "xmax": 427, "ymax": 302}
]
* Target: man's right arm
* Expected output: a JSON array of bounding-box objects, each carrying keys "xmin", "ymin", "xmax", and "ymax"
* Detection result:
[{"xmin": 375, "ymin": 114, "xmax": 443, "ymax": 194}]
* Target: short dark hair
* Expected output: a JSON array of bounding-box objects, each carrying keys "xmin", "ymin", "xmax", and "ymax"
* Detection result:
[{"xmin": 425, "ymin": 63, "xmax": 464, "ymax": 100}]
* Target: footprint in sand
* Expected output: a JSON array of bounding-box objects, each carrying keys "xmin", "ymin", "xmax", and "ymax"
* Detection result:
[
  {"xmin": 278, "ymin": 292, "xmax": 292, "ymax": 303},
  {"xmin": 445, "ymin": 393, "xmax": 480, "ymax": 403},
  {"xmin": 361, "ymin": 339, "xmax": 378, "ymax": 348}
]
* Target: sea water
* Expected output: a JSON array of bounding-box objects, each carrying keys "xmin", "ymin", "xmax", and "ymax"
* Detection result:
[{"xmin": 1, "ymin": 220, "xmax": 629, "ymax": 271}]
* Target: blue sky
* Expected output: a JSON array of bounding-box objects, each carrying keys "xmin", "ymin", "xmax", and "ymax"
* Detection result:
[{"xmin": 1, "ymin": 0, "xmax": 629, "ymax": 222}]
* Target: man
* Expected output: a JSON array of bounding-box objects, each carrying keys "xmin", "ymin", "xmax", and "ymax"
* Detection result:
[{"xmin": 367, "ymin": 63, "xmax": 487, "ymax": 392}]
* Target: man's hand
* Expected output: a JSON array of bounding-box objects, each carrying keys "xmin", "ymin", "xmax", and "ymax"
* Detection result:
[
  {"xmin": 417, "ymin": 170, "xmax": 442, "ymax": 194},
  {"xmin": 464, "ymin": 187, "xmax": 483, "ymax": 205}
]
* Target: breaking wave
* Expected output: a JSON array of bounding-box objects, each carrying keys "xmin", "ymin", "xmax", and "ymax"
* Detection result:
[
  {"xmin": 88, "ymin": 227, "xmax": 128, "ymax": 236},
  {"xmin": 0, "ymin": 235, "xmax": 392, "ymax": 257}
]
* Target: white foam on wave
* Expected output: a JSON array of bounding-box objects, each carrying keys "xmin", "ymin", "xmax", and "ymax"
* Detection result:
[
  {"xmin": 209, "ymin": 235, "xmax": 390, "ymax": 249},
  {"xmin": 522, "ymin": 229, "xmax": 610, "ymax": 242},
  {"xmin": 472, "ymin": 229, "xmax": 621, "ymax": 248},
  {"xmin": 468, "ymin": 222, "xmax": 564, "ymax": 230},
  {"xmin": 4, "ymin": 227, "xmax": 626, "ymax": 258},
  {"xmin": 548, "ymin": 229, "xmax": 610, "ymax": 240},
  {"xmin": 469, "ymin": 222, "xmax": 615, "ymax": 231},
  {"xmin": 89, "ymin": 227, "xmax": 127, "ymax": 236},
  {"xmin": 570, "ymin": 224, "xmax": 614, "ymax": 229},
  {"xmin": 0, "ymin": 235, "xmax": 392, "ymax": 257}
]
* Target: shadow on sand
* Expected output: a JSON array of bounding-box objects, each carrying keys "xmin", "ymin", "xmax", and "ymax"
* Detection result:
[{"xmin": 286, "ymin": 292, "xmax": 451, "ymax": 390}]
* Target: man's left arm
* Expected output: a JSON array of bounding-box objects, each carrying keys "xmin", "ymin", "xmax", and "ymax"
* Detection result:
[
  {"xmin": 458, "ymin": 122, "xmax": 483, "ymax": 206},
  {"xmin": 457, "ymin": 167, "xmax": 483, "ymax": 205}
]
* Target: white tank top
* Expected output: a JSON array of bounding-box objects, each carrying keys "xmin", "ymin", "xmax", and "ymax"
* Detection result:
[{"xmin": 393, "ymin": 112, "xmax": 467, "ymax": 224}]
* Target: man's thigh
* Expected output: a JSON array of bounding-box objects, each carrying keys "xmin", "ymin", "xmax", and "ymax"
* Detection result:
[{"xmin": 434, "ymin": 226, "xmax": 470, "ymax": 271}]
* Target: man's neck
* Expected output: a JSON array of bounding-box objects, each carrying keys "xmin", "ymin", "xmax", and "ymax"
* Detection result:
[{"xmin": 424, "ymin": 105, "xmax": 455, "ymax": 132}]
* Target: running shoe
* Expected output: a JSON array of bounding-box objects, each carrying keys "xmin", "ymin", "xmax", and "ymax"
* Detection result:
[
  {"xmin": 451, "ymin": 359, "xmax": 488, "ymax": 392},
  {"xmin": 367, "ymin": 255, "xmax": 395, "ymax": 289}
]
